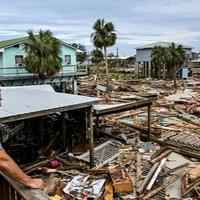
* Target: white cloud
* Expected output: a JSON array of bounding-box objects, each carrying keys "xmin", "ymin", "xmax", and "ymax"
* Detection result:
[
  {"xmin": 133, "ymin": 0, "xmax": 200, "ymax": 16},
  {"xmin": 0, "ymin": 0, "xmax": 200, "ymax": 54}
]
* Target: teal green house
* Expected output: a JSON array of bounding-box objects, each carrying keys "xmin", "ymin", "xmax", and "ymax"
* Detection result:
[{"xmin": 0, "ymin": 36, "xmax": 87, "ymax": 93}]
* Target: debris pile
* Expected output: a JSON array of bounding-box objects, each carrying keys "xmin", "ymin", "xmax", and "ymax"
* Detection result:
[{"xmin": 2, "ymin": 77, "xmax": 200, "ymax": 199}]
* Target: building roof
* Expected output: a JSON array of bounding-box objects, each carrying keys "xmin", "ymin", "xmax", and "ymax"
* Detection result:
[
  {"xmin": 136, "ymin": 42, "xmax": 192, "ymax": 50},
  {"xmin": 0, "ymin": 85, "xmax": 99, "ymax": 123},
  {"xmin": 0, "ymin": 36, "xmax": 77, "ymax": 50},
  {"xmin": 0, "ymin": 36, "xmax": 28, "ymax": 49},
  {"xmin": 192, "ymin": 58, "xmax": 200, "ymax": 63}
]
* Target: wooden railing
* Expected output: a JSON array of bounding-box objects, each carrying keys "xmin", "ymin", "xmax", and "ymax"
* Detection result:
[
  {"xmin": 0, "ymin": 65, "xmax": 88, "ymax": 77},
  {"xmin": 0, "ymin": 172, "xmax": 49, "ymax": 200}
]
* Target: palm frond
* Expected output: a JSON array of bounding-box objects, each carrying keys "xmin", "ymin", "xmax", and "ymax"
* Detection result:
[{"xmin": 24, "ymin": 30, "xmax": 62, "ymax": 78}]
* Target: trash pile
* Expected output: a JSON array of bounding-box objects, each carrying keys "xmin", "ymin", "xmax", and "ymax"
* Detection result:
[
  {"xmin": 24, "ymin": 133, "xmax": 200, "ymax": 200},
  {"xmin": 64, "ymin": 76, "xmax": 200, "ymax": 200},
  {"xmin": 3, "ymin": 76, "xmax": 200, "ymax": 199},
  {"xmin": 22, "ymin": 95, "xmax": 200, "ymax": 200}
]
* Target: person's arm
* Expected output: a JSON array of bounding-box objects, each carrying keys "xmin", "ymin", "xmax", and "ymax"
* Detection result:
[{"xmin": 0, "ymin": 149, "xmax": 44, "ymax": 189}]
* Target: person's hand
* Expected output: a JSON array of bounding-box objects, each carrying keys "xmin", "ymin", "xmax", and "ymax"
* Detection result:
[{"xmin": 27, "ymin": 178, "xmax": 44, "ymax": 189}]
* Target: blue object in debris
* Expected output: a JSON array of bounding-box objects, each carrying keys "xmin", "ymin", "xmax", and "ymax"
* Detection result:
[{"xmin": 182, "ymin": 68, "xmax": 188, "ymax": 79}]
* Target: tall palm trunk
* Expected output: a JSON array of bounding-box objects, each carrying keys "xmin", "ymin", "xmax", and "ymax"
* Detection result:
[{"xmin": 104, "ymin": 47, "xmax": 109, "ymax": 93}]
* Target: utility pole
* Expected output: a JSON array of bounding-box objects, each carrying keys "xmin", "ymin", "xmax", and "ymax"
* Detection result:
[
  {"xmin": 116, "ymin": 47, "xmax": 119, "ymax": 70},
  {"xmin": 116, "ymin": 47, "xmax": 119, "ymax": 79}
]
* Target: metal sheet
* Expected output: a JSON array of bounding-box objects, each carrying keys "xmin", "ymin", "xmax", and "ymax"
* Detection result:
[
  {"xmin": 77, "ymin": 140, "xmax": 122, "ymax": 168},
  {"xmin": 0, "ymin": 85, "xmax": 99, "ymax": 122}
]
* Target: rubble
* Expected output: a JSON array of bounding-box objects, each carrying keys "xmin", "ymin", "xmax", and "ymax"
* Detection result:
[{"xmin": 2, "ymin": 76, "xmax": 200, "ymax": 199}]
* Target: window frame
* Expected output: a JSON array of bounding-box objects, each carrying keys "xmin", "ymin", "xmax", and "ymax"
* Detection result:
[
  {"xmin": 64, "ymin": 55, "xmax": 71, "ymax": 65},
  {"xmin": 15, "ymin": 55, "xmax": 24, "ymax": 67}
]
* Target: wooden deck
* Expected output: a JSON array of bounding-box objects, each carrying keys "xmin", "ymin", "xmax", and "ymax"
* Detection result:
[{"xmin": 0, "ymin": 172, "xmax": 49, "ymax": 200}]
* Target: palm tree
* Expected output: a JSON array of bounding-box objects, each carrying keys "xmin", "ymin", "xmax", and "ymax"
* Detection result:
[
  {"xmin": 151, "ymin": 46, "xmax": 167, "ymax": 79},
  {"xmin": 24, "ymin": 30, "xmax": 62, "ymax": 79},
  {"xmin": 91, "ymin": 48, "xmax": 104, "ymax": 81},
  {"xmin": 91, "ymin": 48, "xmax": 104, "ymax": 96},
  {"xmin": 91, "ymin": 19, "xmax": 117, "ymax": 93},
  {"xmin": 168, "ymin": 43, "xmax": 186, "ymax": 87}
]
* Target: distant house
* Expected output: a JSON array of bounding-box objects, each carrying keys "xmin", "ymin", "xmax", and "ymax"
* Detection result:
[
  {"xmin": 191, "ymin": 57, "xmax": 200, "ymax": 76},
  {"xmin": 0, "ymin": 36, "xmax": 88, "ymax": 93},
  {"xmin": 136, "ymin": 42, "xmax": 192, "ymax": 78}
]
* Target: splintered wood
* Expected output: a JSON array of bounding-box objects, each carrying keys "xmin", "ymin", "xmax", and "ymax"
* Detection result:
[
  {"xmin": 104, "ymin": 183, "xmax": 113, "ymax": 200},
  {"xmin": 109, "ymin": 167, "xmax": 133, "ymax": 193},
  {"xmin": 136, "ymin": 152, "xmax": 142, "ymax": 189},
  {"xmin": 189, "ymin": 165, "xmax": 200, "ymax": 181}
]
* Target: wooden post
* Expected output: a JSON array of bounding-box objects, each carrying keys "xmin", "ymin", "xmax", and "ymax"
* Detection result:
[
  {"xmin": 88, "ymin": 106, "xmax": 94, "ymax": 168},
  {"xmin": 61, "ymin": 112, "xmax": 67, "ymax": 151},
  {"xmin": 147, "ymin": 104, "xmax": 151, "ymax": 140},
  {"xmin": 39, "ymin": 116, "xmax": 45, "ymax": 144},
  {"xmin": 73, "ymin": 77, "xmax": 77, "ymax": 95},
  {"xmin": 148, "ymin": 61, "xmax": 151, "ymax": 79}
]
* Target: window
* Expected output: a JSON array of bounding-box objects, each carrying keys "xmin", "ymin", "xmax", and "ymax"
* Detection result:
[
  {"xmin": 13, "ymin": 44, "xmax": 19, "ymax": 48},
  {"xmin": 15, "ymin": 55, "xmax": 24, "ymax": 67},
  {"xmin": 64, "ymin": 55, "xmax": 71, "ymax": 65}
]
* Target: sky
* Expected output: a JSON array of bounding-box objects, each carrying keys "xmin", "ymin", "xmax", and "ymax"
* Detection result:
[{"xmin": 0, "ymin": 0, "xmax": 200, "ymax": 55}]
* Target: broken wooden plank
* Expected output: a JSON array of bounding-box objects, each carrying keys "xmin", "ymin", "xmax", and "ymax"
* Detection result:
[
  {"xmin": 141, "ymin": 174, "xmax": 182, "ymax": 200},
  {"xmin": 189, "ymin": 165, "xmax": 200, "ymax": 181},
  {"xmin": 183, "ymin": 179, "xmax": 200, "ymax": 197},
  {"xmin": 151, "ymin": 150, "xmax": 172, "ymax": 164},
  {"xmin": 37, "ymin": 132, "xmax": 60, "ymax": 159},
  {"xmin": 104, "ymin": 183, "xmax": 113, "ymax": 200},
  {"xmin": 137, "ymin": 162, "xmax": 160, "ymax": 193},
  {"xmin": 163, "ymin": 162, "xmax": 190, "ymax": 177},
  {"xmin": 24, "ymin": 159, "xmax": 51, "ymax": 174},
  {"xmin": 146, "ymin": 158, "xmax": 167, "ymax": 190},
  {"xmin": 136, "ymin": 152, "xmax": 142, "ymax": 189}
]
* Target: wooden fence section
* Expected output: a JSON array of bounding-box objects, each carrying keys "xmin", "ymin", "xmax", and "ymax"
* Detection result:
[{"xmin": 0, "ymin": 173, "xmax": 49, "ymax": 200}]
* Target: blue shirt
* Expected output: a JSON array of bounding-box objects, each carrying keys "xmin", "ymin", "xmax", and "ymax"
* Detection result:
[{"xmin": 0, "ymin": 143, "xmax": 3, "ymax": 149}]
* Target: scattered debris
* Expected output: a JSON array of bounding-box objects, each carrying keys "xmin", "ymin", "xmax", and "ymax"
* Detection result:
[{"xmin": 1, "ymin": 76, "xmax": 200, "ymax": 199}]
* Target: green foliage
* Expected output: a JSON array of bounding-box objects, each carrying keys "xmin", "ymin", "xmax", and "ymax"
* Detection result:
[
  {"xmin": 91, "ymin": 49, "xmax": 104, "ymax": 65},
  {"xmin": 91, "ymin": 18, "xmax": 117, "ymax": 91},
  {"xmin": 71, "ymin": 43, "xmax": 87, "ymax": 63},
  {"xmin": 151, "ymin": 43, "xmax": 186, "ymax": 68},
  {"xmin": 151, "ymin": 46, "xmax": 167, "ymax": 67},
  {"xmin": 151, "ymin": 43, "xmax": 186, "ymax": 81},
  {"xmin": 24, "ymin": 30, "xmax": 62, "ymax": 78},
  {"xmin": 91, "ymin": 19, "xmax": 117, "ymax": 49},
  {"xmin": 151, "ymin": 46, "xmax": 167, "ymax": 78},
  {"xmin": 168, "ymin": 42, "xmax": 186, "ymax": 68}
]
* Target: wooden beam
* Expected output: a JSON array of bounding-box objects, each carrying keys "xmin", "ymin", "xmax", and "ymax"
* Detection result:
[
  {"xmin": 138, "ymin": 162, "xmax": 160, "ymax": 193},
  {"xmin": 0, "ymin": 172, "xmax": 49, "ymax": 200},
  {"xmin": 147, "ymin": 104, "xmax": 152, "ymax": 140},
  {"xmin": 1, "ymin": 103, "xmax": 98, "ymax": 124},
  {"xmin": 88, "ymin": 106, "xmax": 94, "ymax": 168},
  {"xmin": 151, "ymin": 150, "xmax": 172, "ymax": 164},
  {"xmin": 141, "ymin": 174, "xmax": 182, "ymax": 200},
  {"xmin": 146, "ymin": 158, "xmax": 167, "ymax": 190},
  {"xmin": 94, "ymin": 98, "xmax": 156, "ymax": 116},
  {"xmin": 61, "ymin": 112, "xmax": 67, "ymax": 151},
  {"xmin": 136, "ymin": 152, "xmax": 142, "ymax": 189}
]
